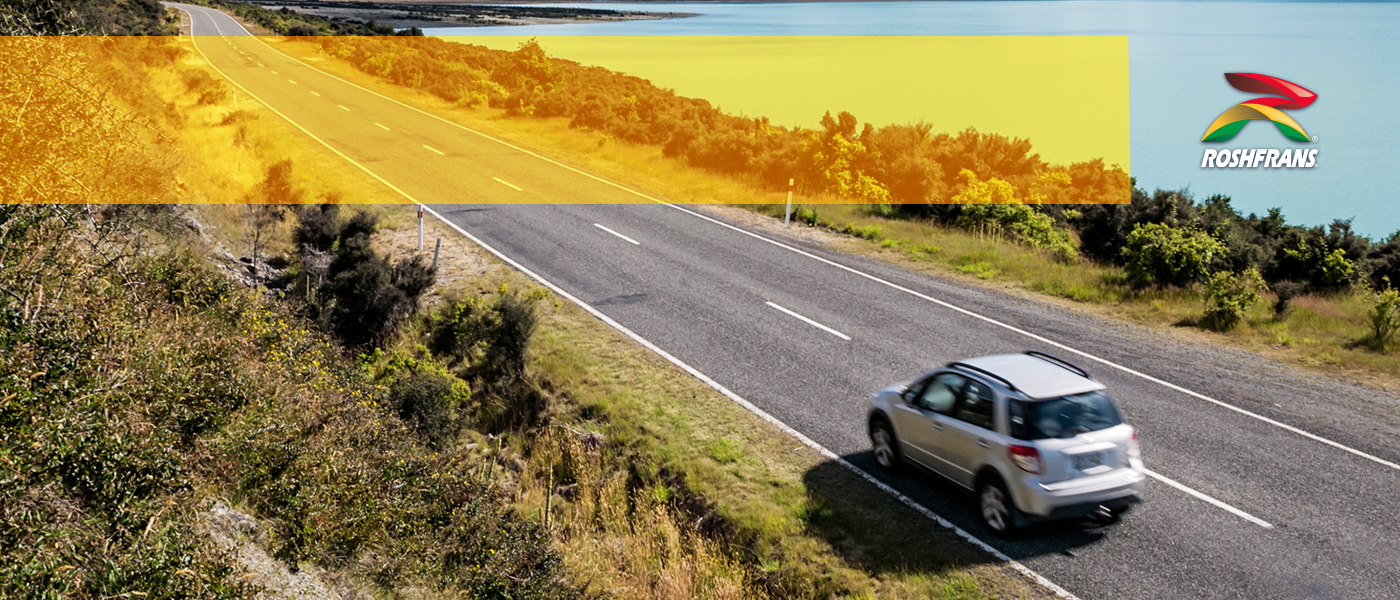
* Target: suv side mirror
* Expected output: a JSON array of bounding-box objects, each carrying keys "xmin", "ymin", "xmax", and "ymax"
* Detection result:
[{"xmin": 900, "ymin": 387, "xmax": 916, "ymax": 405}]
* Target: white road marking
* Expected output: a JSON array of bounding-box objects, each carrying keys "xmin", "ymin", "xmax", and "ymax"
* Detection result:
[
  {"xmin": 257, "ymin": 63, "xmax": 264, "ymax": 67},
  {"xmin": 1145, "ymin": 469, "xmax": 1273, "ymax": 529},
  {"xmin": 593, "ymin": 223, "xmax": 639, "ymax": 245},
  {"xmin": 191, "ymin": 29, "xmax": 1077, "ymax": 593},
  {"xmin": 337, "ymin": 105, "xmax": 350, "ymax": 111},
  {"xmin": 269, "ymin": 70, "xmax": 278, "ymax": 75},
  {"xmin": 288, "ymin": 79, "xmax": 296, "ymax": 85},
  {"xmin": 424, "ymin": 145, "xmax": 444, "ymax": 155},
  {"xmin": 766, "ymin": 302, "xmax": 851, "ymax": 340},
  {"xmin": 264, "ymin": 44, "xmax": 1399, "ymax": 474},
  {"xmin": 249, "ymin": 36, "xmax": 1395, "ymax": 481},
  {"xmin": 374, "ymin": 122, "xmax": 389, "ymax": 131},
  {"xmin": 492, "ymin": 176, "xmax": 521, "ymax": 191},
  {"xmin": 309, "ymin": 91, "xmax": 320, "ymax": 97},
  {"xmin": 417, "ymin": 206, "xmax": 1081, "ymax": 600}
]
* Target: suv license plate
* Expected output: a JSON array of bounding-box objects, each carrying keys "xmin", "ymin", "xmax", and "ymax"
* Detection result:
[{"xmin": 1073, "ymin": 452, "xmax": 1103, "ymax": 471}]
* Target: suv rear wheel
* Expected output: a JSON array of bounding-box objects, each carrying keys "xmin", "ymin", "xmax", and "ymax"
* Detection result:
[{"xmin": 978, "ymin": 475, "xmax": 1024, "ymax": 537}]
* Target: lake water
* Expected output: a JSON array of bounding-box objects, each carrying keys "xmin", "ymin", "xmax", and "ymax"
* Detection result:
[{"xmin": 426, "ymin": 2, "xmax": 1400, "ymax": 238}]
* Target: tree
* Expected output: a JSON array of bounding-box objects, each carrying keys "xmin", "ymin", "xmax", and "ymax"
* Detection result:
[
  {"xmin": 1121, "ymin": 222, "xmax": 1224, "ymax": 288},
  {"xmin": 805, "ymin": 112, "xmax": 891, "ymax": 204}
]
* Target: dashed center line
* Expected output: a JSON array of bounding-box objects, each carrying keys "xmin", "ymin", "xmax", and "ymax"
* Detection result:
[
  {"xmin": 374, "ymin": 122, "xmax": 390, "ymax": 131},
  {"xmin": 337, "ymin": 105, "xmax": 350, "ymax": 111},
  {"xmin": 593, "ymin": 223, "xmax": 639, "ymax": 245},
  {"xmin": 423, "ymin": 145, "xmax": 445, "ymax": 155},
  {"xmin": 309, "ymin": 91, "xmax": 320, "ymax": 97},
  {"xmin": 257, "ymin": 63, "xmax": 264, "ymax": 67},
  {"xmin": 269, "ymin": 70, "xmax": 278, "ymax": 75},
  {"xmin": 765, "ymin": 302, "xmax": 851, "ymax": 341},
  {"xmin": 492, "ymin": 177, "xmax": 522, "ymax": 191},
  {"xmin": 288, "ymin": 80, "xmax": 297, "ymax": 85}
]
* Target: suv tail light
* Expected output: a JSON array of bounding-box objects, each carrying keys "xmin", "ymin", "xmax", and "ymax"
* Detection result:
[
  {"xmin": 1008, "ymin": 445, "xmax": 1042, "ymax": 474},
  {"xmin": 1127, "ymin": 429, "xmax": 1141, "ymax": 459}
]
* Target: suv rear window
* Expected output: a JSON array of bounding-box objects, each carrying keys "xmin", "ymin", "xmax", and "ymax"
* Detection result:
[{"xmin": 1009, "ymin": 391, "xmax": 1124, "ymax": 440}]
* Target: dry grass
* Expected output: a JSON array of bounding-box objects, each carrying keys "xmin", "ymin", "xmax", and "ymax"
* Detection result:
[
  {"xmin": 390, "ymin": 206, "xmax": 1053, "ymax": 600},
  {"xmin": 148, "ymin": 33, "xmax": 1055, "ymax": 600},
  {"xmin": 263, "ymin": 36, "xmax": 1400, "ymax": 387}
]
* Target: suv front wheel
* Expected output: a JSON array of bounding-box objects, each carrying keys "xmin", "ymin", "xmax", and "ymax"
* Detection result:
[{"xmin": 870, "ymin": 416, "xmax": 902, "ymax": 472}]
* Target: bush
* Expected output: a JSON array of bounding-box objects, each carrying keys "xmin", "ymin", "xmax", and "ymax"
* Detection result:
[
  {"xmin": 312, "ymin": 212, "xmax": 436, "ymax": 348},
  {"xmin": 429, "ymin": 290, "xmax": 538, "ymax": 380},
  {"xmin": 1274, "ymin": 237, "xmax": 1356, "ymax": 291},
  {"xmin": 1368, "ymin": 285, "xmax": 1400, "ymax": 352},
  {"xmin": 426, "ymin": 290, "xmax": 546, "ymax": 432},
  {"xmin": 388, "ymin": 370, "xmax": 471, "ymax": 448},
  {"xmin": 1122, "ymin": 222, "xmax": 1225, "ymax": 288},
  {"xmin": 1272, "ymin": 280, "xmax": 1304, "ymax": 320},
  {"xmin": 951, "ymin": 170, "xmax": 1078, "ymax": 262},
  {"xmin": 1203, "ymin": 269, "xmax": 1265, "ymax": 331}
]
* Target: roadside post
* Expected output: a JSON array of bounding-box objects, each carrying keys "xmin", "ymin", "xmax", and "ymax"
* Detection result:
[
  {"xmin": 417, "ymin": 205, "xmax": 424, "ymax": 251},
  {"xmin": 784, "ymin": 178, "xmax": 795, "ymax": 225}
]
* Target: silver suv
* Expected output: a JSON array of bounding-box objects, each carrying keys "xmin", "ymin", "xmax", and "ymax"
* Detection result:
[{"xmin": 868, "ymin": 352, "xmax": 1144, "ymax": 536}]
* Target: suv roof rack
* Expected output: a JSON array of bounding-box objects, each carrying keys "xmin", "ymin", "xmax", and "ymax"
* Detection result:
[
  {"xmin": 947, "ymin": 361, "xmax": 1019, "ymax": 392},
  {"xmin": 1024, "ymin": 351, "xmax": 1091, "ymax": 379}
]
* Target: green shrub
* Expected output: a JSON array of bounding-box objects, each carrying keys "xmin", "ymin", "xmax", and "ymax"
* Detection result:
[
  {"xmin": 1279, "ymin": 239, "xmax": 1355, "ymax": 291},
  {"xmin": 426, "ymin": 290, "xmax": 546, "ymax": 432},
  {"xmin": 313, "ymin": 212, "xmax": 436, "ymax": 348},
  {"xmin": 952, "ymin": 172, "xmax": 1077, "ymax": 262},
  {"xmin": 1122, "ymin": 222, "xmax": 1225, "ymax": 287},
  {"xmin": 388, "ymin": 371, "xmax": 471, "ymax": 448},
  {"xmin": 1272, "ymin": 279, "xmax": 1304, "ymax": 320},
  {"xmin": 1368, "ymin": 285, "xmax": 1400, "ymax": 352},
  {"xmin": 1203, "ymin": 269, "xmax": 1265, "ymax": 331}
]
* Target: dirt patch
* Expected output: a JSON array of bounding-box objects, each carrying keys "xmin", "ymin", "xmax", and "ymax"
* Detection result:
[{"xmin": 372, "ymin": 205, "xmax": 504, "ymax": 308}]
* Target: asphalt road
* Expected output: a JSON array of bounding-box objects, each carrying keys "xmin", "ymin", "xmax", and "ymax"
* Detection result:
[{"xmin": 169, "ymin": 5, "xmax": 1400, "ymax": 598}]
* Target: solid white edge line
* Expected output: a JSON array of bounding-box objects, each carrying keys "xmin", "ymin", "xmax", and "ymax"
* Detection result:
[
  {"xmin": 492, "ymin": 176, "xmax": 523, "ymax": 191},
  {"xmin": 179, "ymin": 13, "xmax": 1080, "ymax": 594},
  {"xmin": 766, "ymin": 301, "xmax": 851, "ymax": 341},
  {"xmin": 593, "ymin": 223, "xmax": 639, "ymax": 246},
  {"xmin": 419, "ymin": 205, "xmax": 1082, "ymax": 600},
  {"xmin": 240, "ymin": 24, "xmax": 1400, "ymax": 477},
  {"xmin": 169, "ymin": 14, "xmax": 1259, "ymax": 594},
  {"xmin": 662, "ymin": 205, "xmax": 1400, "ymax": 475},
  {"xmin": 1145, "ymin": 469, "xmax": 1273, "ymax": 529},
  {"xmin": 424, "ymin": 145, "xmax": 444, "ymax": 155}
]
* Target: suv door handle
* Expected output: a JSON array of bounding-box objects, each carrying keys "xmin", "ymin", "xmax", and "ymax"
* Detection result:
[{"xmin": 977, "ymin": 440, "xmax": 990, "ymax": 448}]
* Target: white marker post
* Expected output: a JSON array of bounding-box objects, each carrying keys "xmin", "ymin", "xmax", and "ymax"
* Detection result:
[
  {"xmin": 417, "ymin": 205, "xmax": 424, "ymax": 251},
  {"xmin": 783, "ymin": 178, "xmax": 795, "ymax": 225}
]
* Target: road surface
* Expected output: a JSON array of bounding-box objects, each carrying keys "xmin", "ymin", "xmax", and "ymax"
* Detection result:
[{"xmin": 168, "ymin": 5, "xmax": 1400, "ymax": 598}]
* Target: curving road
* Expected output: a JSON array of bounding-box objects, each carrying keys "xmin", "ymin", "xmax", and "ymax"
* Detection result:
[{"xmin": 168, "ymin": 5, "xmax": 1400, "ymax": 599}]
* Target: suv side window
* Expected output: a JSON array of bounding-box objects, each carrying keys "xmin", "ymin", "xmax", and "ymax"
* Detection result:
[
  {"xmin": 951, "ymin": 379, "xmax": 996, "ymax": 430},
  {"xmin": 915, "ymin": 373, "xmax": 964, "ymax": 414}
]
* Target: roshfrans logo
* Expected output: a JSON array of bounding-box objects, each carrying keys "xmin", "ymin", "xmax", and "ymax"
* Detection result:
[{"xmin": 1200, "ymin": 73, "xmax": 1318, "ymax": 169}]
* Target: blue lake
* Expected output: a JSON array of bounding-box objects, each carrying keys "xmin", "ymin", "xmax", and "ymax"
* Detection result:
[{"xmin": 427, "ymin": 2, "xmax": 1400, "ymax": 238}]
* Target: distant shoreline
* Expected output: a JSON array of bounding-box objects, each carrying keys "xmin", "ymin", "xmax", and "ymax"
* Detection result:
[{"xmin": 245, "ymin": 1, "xmax": 698, "ymax": 30}]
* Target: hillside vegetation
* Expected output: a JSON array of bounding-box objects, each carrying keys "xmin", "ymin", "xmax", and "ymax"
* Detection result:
[
  {"xmin": 280, "ymin": 35, "xmax": 1400, "ymax": 378},
  {"xmin": 2, "ymin": 30, "xmax": 1054, "ymax": 600}
]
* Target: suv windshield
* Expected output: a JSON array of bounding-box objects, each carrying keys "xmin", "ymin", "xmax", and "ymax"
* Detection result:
[{"xmin": 1009, "ymin": 391, "xmax": 1123, "ymax": 440}]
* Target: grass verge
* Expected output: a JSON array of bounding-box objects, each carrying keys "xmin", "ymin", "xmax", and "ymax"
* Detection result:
[
  {"xmin": 262, "ymin": 36, "xmax": 1400, "ymax": 388},
  {"xmin": 122, "ymin": 33, "xmax": 1058, "ymax": 600}
]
